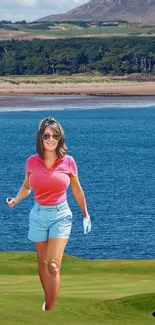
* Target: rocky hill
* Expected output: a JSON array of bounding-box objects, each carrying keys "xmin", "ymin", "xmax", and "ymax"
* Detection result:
[{"xmin": 37, "ymin": 0, "xmax": 155, "ymax": 24}]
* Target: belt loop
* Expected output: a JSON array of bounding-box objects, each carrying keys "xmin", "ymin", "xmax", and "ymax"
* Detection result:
[
  {"xmin": 37, "ymin": 203, "xmax": 40, "ymax": 211},
  {"xmin": 35, "ymin": 201, "xmax": 40, "ymax": 211}
]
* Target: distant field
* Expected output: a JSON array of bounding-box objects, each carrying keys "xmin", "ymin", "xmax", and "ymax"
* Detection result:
[
  {"xmin": 0, "ymin": 75, "xmax": 127, "ymax": 84},
  {"xmin": 1, "ymin": 253, "xmax": 155, "ymax": 325},
  {"xmin": 1, "ymin": 22, "xmax": 155, "ymax": 40},
  {"xmin": 18, "ymin": 25, "xmax": 155, "ymax": 37},
  {"xmin": 0, "ymin": 74, "xmax": 154, "ymax": 85}
]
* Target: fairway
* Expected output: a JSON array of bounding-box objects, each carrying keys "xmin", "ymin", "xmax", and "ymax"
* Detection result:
[
  {"xmin": 1, "ymin": 23, "xmax": 155, "ymax": 39},
  {"xmin": 1, "ymin": 253, "xmax": 155, "ymax": 324}
]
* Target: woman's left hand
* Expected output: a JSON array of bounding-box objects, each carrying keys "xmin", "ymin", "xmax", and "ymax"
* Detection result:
[{"xmin": 83, "ymin": 215, "xmax": 91, "ymax": 234}]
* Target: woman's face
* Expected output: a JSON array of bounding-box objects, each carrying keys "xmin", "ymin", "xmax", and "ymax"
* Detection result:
[{"xmin": 42, "ymin": 126, "xmax": 60, "ymax": 153}]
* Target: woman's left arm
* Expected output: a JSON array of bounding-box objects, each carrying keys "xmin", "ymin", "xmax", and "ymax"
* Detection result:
[
  {"xmin": 70, "ymin": 175, "xmax": 91, "ymax": 234},
  {"xmin": 70, "ymin": 175, "xmax": 89, "ymax": 217}
]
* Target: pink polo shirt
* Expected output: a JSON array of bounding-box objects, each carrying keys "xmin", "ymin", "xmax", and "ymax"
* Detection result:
[{"xmin": 25, "ymin": 154, "xmax": 77, "ymax": 206}]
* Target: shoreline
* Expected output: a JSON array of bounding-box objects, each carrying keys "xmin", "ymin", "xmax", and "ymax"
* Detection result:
[{"xmin": 0, "ymin": 81, "xmax": 155, "ymax": 96}]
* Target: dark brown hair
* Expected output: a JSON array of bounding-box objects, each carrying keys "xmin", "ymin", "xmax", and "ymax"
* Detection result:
[{"xmin": 36, "ymin": 117, "xmax": 67, "ymax": 158}]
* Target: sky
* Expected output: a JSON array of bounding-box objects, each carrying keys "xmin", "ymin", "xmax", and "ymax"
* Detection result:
[{"xmin": 0, "ymin": 0, "xmax": 89, "ymax": 23}]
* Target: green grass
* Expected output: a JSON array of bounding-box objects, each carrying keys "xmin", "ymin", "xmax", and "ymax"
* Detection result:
[
  {"xmin": 2, "ymin": 23, "xmax": 155, "ymax": 39},
  {"xmin": 1, "ymin": 74, "xmax": 155, "ymax": 85},
  {"xmin": 1, "ymin": 253, "xmax": 155, "ymax": 324},
  {"xmin": 12, "ymin": 25, "xmax": 155, "ymax": 38},
  {"xmin": 0, "ymin": 74, "xmax": 137, "ymax": 85}
]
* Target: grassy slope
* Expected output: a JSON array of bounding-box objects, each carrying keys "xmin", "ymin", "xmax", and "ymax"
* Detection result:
[
  {"xmin": 1, "ymin": 252, "xmax": 155, "ymax": 275},
  {"xmin": 1, "ymin": 23, "xmax": 155, "ymax": 39},
  {"xmin": 0, "ymin": 75, "xmax": 119, "ymax": 84},
  {"xmin": 0, "ymin": 74, "xmax": 152, "ymax": 85},
  {"xmin": 11, "ymin": 25, "xmax": 155, "ymax": 37},
  {"xmin": 1, "ymin": 253, "xmax": 155, "ymax": 324}
]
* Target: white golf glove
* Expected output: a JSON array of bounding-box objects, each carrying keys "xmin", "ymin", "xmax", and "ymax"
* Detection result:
[{"xmin": 83, "ymin": 214, "xmax": 91, "ymax": 234}]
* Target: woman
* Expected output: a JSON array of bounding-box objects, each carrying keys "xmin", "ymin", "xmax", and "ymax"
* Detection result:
[{"xmin": 6, "ymin": 116, "xmax": 91, "ymax": 311}]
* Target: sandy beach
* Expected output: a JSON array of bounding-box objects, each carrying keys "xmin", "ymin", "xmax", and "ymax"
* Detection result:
[{"xmin": 0, "ymin": 81, "xmax": 155, "ymax": 97}]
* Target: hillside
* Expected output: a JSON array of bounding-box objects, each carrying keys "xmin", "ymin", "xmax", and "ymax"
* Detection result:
[
  {"xmin": 1, "ymin": 21, "xmax": 155, "ymax": 40},
  {"xmin": 37, "ymin": 0, "xmax": 155, "ymax": 24}
]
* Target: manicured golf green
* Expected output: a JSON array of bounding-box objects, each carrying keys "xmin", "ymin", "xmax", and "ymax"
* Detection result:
[{"xmin": 0, "ymin": 253, "xmax": 155, "ymax": 324}]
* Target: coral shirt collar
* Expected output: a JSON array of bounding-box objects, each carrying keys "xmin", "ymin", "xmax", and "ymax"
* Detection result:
[{"xmin": 37, "ymin": 154, "xmax": 65, "ymax": 168}]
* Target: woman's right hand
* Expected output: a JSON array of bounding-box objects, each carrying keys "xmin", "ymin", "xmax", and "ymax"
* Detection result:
[{"xmin": 6, "ymin": 197, "xmax": 17, "ymax": 208}]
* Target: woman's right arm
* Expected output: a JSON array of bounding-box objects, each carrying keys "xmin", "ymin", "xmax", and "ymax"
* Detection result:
[{"xmin": 6, "ymin": 174, "xmax": 31, "ymax": 208}]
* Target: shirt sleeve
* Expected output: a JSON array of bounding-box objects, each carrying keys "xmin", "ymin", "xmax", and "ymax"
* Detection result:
[{"xmin": 69, "ymin": 157, "xmax": 78, "ymax": 177}]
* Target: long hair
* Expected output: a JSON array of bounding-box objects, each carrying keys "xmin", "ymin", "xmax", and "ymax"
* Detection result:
[{"xmin": 36, "ymin": 117, "xmax": 67, "ymax": 158}]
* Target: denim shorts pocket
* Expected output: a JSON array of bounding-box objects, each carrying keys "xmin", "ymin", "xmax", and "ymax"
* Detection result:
[
  {"xmin": 59, "ymin": 201, "xmax": 69, "ymax": 210},
  {"xmin": 67, "ymin": 208, "xmax": 72, "ymax": 218},
  {"xmin": 61, "ymin": 203, "xmax": 72, "ymax": 217},
  {"xmin": 29, "ymin": 204, "xmax": 39, "ymax": 219}
]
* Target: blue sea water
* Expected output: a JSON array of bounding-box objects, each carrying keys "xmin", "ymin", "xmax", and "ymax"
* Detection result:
[{"xmin": 0, "ymin": 96, "xmax": 155, "ymax": 259}]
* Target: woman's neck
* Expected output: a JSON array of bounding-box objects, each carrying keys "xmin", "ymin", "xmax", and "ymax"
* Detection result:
[{"xmin": 44, "ymin": 151, "xmax": 58, "ymax": 160}]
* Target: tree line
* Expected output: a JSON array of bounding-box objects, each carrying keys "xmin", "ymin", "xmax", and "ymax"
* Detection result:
[{"xmin": 0, "ymin": 37, "xmax": 155, "ymax": 76}]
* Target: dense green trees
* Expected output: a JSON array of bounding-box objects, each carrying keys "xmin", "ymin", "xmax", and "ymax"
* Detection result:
[{"xmin": 0, "ymin": 37, "xmax": 155, "ymax": 76}]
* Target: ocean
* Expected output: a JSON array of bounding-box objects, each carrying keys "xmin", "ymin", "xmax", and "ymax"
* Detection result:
[{"xmin": 0, "ymin": 95, "xmax": 155, "ymax": 260}]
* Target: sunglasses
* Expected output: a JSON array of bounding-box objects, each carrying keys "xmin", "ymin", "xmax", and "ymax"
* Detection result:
[{"xmin": 41, "ymin": 132, "xmax": 61, "ymax": 141}]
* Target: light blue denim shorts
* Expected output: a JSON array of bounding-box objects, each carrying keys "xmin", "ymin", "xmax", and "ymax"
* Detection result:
[{"xmin": 28, "ymin": 200, "xmax": 72, "ymax": 242}]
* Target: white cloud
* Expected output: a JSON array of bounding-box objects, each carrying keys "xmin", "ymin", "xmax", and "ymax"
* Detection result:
[
  {"xmin": 0, "ymin": 0, "xmax": 88, "ymax": 10},
  {"xmin": 13, "ymin": 0, "xmax": 38, "ymax": 7},
  {"xmin": 0, "ymin": 0, "xmax": 89, "ymax": 21}
]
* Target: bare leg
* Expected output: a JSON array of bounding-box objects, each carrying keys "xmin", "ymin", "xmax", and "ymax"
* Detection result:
[
  {"xmin": 35, "ymin": 241, "xmax": 48, "ymax": 293},
  {"xmin": 45, "ymin": 238, "xmax": 68, "ymax": 311}
]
